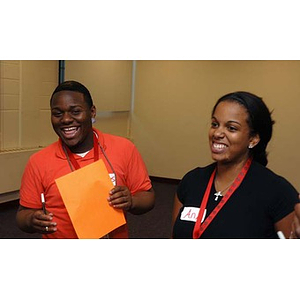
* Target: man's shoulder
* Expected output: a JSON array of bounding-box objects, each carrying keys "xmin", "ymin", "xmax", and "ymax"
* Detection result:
[
  {"xmin": 29, "ymin": 141, "xmax": 60, "ymax": 162},
  {"xmin": 102, "ymin": 132, "xmax": 135, "ymax": 149},
  {"xmin": 103, "ymin": 132, "xmax": 132, "ymax": 143}
]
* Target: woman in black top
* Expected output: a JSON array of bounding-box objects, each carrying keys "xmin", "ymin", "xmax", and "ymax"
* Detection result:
[
  {"xmin": 172, "ymin": 91, "xmax": 299, "ymax": 239},
  {"xmin": 292, "ymin": 203, "xmax": 300, "ymax": 238}
]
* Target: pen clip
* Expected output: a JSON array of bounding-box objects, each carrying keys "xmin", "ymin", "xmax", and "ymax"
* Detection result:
[
  {"xmin": 41, "ymin": 193, "xmax": 47, "ymax": 215},
  {"xmin": 41, "ymin": 193, "xmax": 45, "ymax": 203}
]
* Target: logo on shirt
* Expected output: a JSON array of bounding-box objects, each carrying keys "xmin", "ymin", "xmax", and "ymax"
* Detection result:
[
  {"xmin": 180, "ymin": 207, "xmax": 206, "ymax": 223},
  {"xmin": 109, "ymin": 173, "xmax": 116, "ymax": 186}
]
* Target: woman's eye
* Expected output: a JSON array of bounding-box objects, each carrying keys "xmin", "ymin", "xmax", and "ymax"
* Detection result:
[
  {"xmin": 211, "ymin": 122, "xmax": 218, "ymax": 128},
  {"xmin": 228, "ymin": 126, "xmax": 237, "ymax": 132}
]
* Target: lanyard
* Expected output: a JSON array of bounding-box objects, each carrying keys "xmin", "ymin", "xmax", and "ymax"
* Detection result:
[
  {"xmin": 193, "ymin": 157, "xmax": 253, "ymax": 239},
  {"xmin": 62, "ymin": 132, "xmax": 113, "ymax": 239},
  {"xmin": 63, "ymin": 132, "xmax": 99, "ymax": 171}
]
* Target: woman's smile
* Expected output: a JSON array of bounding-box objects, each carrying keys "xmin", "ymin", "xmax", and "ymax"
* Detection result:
[
  {"xmin": 209, "ymin": 100, "xmax": 255, "ymax": 164},
  {"xmin": 211, "ymin": 142, "xmax": 228, "ymax": 154}
]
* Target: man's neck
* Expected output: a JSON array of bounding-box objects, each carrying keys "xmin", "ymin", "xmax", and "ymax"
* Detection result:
[{"xmin": 69, "ymin": 130, "xmax": 94, "ymax": 154}]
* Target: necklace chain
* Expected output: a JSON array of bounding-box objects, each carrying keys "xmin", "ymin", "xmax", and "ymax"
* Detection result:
[{"xmin": 214, "ymin": 178, "xmax": 234, "ymax": 201}]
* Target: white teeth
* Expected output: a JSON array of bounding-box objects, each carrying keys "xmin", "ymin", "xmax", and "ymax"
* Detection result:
[
  {"xmin": 63, "ymin": 127, "xmax": 77, "ymax": 132},
  {"xmin": 213, "ymin": 143, "xmax": 227, "ymax": 149}
]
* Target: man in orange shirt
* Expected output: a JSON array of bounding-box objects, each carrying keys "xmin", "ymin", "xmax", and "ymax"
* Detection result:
[{"xmin": 16, "ymin": 80, "xmax": 155, "ymax": 238}]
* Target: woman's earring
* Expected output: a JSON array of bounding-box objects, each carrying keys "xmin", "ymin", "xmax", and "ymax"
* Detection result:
[
  {"xmin": 91, "ymin": 117, "xmax": 96, "ymax": 124},
  {"xmin": 248, "ymin": 144, "xmax": 254, "ymax": 149}
]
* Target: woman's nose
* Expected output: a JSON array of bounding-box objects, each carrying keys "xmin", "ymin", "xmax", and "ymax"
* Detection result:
[{"xmin": 213, "ymin": 126, "xmax": 225, "ymax": 139}]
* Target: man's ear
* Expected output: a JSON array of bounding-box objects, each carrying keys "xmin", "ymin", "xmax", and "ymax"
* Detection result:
[{"xmin": 91, "ymin": 105, "xmax": 96, "ymax": 119}]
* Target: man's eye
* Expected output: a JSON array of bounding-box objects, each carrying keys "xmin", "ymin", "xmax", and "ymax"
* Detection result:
[
  {"xmin": 71, "ymin": 110, "xmax": 81, "ymax": 115},
  {"xmin": 52, "ymin": 111, "xmax": 62, "ymax": 117}
]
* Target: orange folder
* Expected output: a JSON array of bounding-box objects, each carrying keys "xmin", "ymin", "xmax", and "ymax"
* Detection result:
[{"xmin": 55, "ymin": 159, "xmax": 126, "ymax": 239}]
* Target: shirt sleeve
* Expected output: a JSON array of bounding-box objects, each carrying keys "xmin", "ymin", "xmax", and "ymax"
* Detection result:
[
  {"xmin": 19, "ymin": 156, "xmax": 44, "ymax": 209},
  {"xmin": 125, "ymin": 145, "xmax": 152, "ymax": 195},
  {"xmin": 268, "ymin": 176, "xmax": 300, "ymax": 223},
  {"xmin": 177, "ymin": 170, "xmax": 194, "ymax": 205}
]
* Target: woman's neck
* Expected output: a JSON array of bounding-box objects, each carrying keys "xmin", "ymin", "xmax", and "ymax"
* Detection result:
[{"xmin": 216, "ymin": 157, "xmax": 249, "ymax": 183}]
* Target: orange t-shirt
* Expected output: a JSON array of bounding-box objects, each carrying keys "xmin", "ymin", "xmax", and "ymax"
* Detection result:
[{"xmin": 20, "ymin": 129, "xmax": 152, "ymax": 238}]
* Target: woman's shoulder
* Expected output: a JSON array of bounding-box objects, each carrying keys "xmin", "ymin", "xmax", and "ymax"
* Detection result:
[
  {"xmin": 251, "ymin": 161, "xmax": 287, "ymax": 181},
  {"xmin": 181, "ymin": 163, "xmax": 216, "ymax": 181},
  {"xmin": 250, "ymin": 161, "xmax": 298, "ymax": 193}
]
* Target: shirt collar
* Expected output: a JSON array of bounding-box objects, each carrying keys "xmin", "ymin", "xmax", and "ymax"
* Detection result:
[{"xmin": 55, "ymin": 127, "xmax": 106, "ymax": 159}]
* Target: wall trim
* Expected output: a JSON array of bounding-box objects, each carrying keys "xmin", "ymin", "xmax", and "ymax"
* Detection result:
[
  {"xmin": 150, "ymin": 176, "xmax": 180, "ymax": 185},
  {"xmin": 0, "ymin": 190, "xmax": 19, "ymax": 204}
]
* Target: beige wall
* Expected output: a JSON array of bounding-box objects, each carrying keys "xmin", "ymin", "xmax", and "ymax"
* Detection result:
[
  {"xmin": 65, "ymin": 60, "xmax": 133, "ymax": 138},
  {"xmin": 0, "ymin": 60, "xmax": 58, "ymax": 151},
  {"xmin": 0, "ymin": 60, "xmax": 58, "ymax": 195},
  {"xmin": 131, "ymin": 61, "xmax": 300, "ymax": 190},
  {"xmin": 1, "ymin": 60, "xmax": 300, "ymax": 197},
  {"xmin": 0, "ymin": 60, "xmax": 132, "ymax": 197}
]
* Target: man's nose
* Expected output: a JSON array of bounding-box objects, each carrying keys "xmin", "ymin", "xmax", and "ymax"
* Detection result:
[{"xmin": 61, "ymin": 112, "xmax": 73, "ymax": 123}]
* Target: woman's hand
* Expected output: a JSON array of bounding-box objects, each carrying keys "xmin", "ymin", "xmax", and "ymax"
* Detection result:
[{"xmin": 291, "ymin": 203, "xmax": 300, "ymax": 238}]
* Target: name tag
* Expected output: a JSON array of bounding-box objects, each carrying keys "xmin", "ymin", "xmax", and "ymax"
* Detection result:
[{"xmin": 180, "ymin": 207, "xmax": 206, "ymax": 223}]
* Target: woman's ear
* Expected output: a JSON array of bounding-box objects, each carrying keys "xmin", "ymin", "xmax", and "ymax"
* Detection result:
[{"xmin": 248, "ymin": 134, "xmax": 260, "ymax": 149}]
